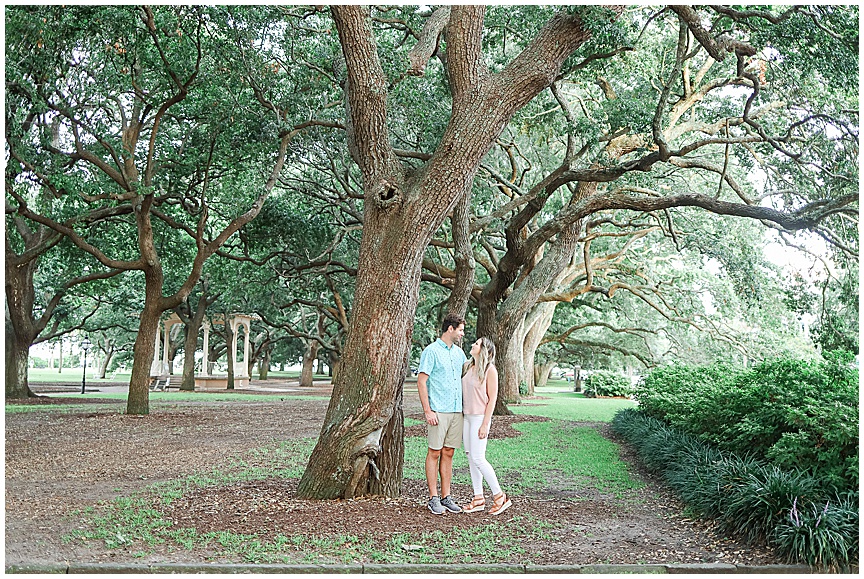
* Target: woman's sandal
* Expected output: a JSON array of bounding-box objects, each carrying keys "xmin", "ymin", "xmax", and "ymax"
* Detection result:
[
  {"xmin": 462, "ymin": 496, "xmax": 486, "ymax": 513},
  {"xmin": 489, "ymin": 492, "xmax": 512, "ymax": 516}
]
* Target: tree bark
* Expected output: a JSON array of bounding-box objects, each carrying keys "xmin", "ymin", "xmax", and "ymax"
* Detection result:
[
  {"xmin": 177, "ymin": 292, "xmax": 210, "ymax": 391},
  {"xmin": 259, "ymin": 346, "xmax": 272, "ymax": 380},
  {"xmin": 127, "ymin": 288, "xmax": 161, "ymax": 415},
  {"xmin": 6, "ymin": 313, "xmax": 35, "ymax": 399},
  {"xmin": 299, "ymin": 339, "xmax": 320, "ymax": 387},
  {"xmin": 447, "ymin": 189, "xmax": 475, "ymax": 319},
  {"xmin": 225, "ymin": 321, "xmax": 235, "ymax": 390},
  {"xmin": 5, "ymin": 249, "xmax": 39, "ymax": 399},
  {"xmin": 534, "ymin": 360, "xmax": 557, "ymax": 388},
  {"xmin": 522, "ymin": 302, "xmax": 558, "ymax": 395},
  {"xmin": 98, "ymin": 345, "xmax": 115, "ymax": 380}
]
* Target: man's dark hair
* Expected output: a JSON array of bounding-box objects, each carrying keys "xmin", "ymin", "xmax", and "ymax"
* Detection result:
[{"xmin": 440, "ymin": 313, "xmax": 466, "ymax": 334}]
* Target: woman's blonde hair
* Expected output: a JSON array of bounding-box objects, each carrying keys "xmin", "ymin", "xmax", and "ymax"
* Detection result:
[{"xmin": 462, "ymin": 337, "xmax": 496, "ymax": 383}]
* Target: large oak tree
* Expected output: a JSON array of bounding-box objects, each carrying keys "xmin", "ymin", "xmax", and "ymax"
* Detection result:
[{"xmin": 297, "ymin": 5, "xmax": 857, "ymax": 498}]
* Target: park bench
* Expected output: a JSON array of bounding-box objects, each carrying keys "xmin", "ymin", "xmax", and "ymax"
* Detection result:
[{"xmin": 149, "ymin": 375, "xmax": 173, "ymax": 391}]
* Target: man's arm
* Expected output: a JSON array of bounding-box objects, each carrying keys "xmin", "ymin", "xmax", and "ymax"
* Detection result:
[{"xmin": 417, "ymin": 373, "xmax": 438, "ymax": 425}]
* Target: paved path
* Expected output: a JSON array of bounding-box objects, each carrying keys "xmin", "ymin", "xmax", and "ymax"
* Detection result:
[{"xmin": 6, "ymin": 562, "xmax": 823, "ymax": 574}]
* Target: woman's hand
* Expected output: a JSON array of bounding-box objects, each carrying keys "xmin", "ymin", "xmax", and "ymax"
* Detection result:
[{"xmin": 478, "ymin": 422, "xmax": 489, "ymax": 439}]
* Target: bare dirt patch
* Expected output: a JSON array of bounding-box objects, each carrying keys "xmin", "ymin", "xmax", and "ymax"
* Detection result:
[{"xmin": 5, "ymin": 387, "xmax": 783, "ymax": 566}]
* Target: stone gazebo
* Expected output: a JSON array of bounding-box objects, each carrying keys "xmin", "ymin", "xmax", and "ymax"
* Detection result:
[{"xmin": 150, "ymin": 313, "xmax": 258, "ymax": 389}]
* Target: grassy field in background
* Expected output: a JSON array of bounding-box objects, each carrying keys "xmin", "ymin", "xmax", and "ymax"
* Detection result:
[{"xmin": 26, "ymin": 368, "xmax": 333, "ymax": 383}]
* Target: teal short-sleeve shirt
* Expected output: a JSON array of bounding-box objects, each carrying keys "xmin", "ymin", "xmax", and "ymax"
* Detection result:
[{"xmin": 418, "ymin": 338, "xmax": 467, "ymax": 413}]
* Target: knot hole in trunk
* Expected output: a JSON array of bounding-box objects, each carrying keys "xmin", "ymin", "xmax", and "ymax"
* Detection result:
[{"xmin": 375, "ymin": 179, "xmax": 402, "ymax": 209}]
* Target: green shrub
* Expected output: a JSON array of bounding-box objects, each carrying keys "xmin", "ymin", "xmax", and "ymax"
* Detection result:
[
  {"xmin": 584, "ymin": 370, "xmax": 632, "ymax": 397},
  {"xmin": 611, "ymin": 409, "xmax": 858, "ymax": 571},
  {"xmin": 633, "ymin": 357, "xmax": 859, "ymax": 492}
]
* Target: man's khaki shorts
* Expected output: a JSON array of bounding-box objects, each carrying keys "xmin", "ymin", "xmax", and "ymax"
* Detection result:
[{"xmin": 427, "ymin": 412, "xmax": 463, "ymax": 450}]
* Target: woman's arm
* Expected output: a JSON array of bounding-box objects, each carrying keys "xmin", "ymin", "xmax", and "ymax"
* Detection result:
[{"xmin": 479, "ymin": 365, "xmax": 499, "ymax": 439}]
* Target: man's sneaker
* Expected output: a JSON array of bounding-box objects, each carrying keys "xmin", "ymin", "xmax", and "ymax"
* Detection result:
[
  {"xmin": 428, "ymin": 496, "xmax": 446, "ymax": 515},
  {"xmin": 440, "ymin": 495, "xmax": 463, "ymax": 513}
]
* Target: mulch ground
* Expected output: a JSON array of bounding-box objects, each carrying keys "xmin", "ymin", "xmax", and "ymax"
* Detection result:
[{"xmin": 6, "ymin": 391, "xmax": 784, "ymax": 566}]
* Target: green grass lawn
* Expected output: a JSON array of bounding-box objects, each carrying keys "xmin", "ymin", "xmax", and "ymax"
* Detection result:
[
  {"xmin": 27, "ymin": 367, "xmax": 132, "ymax": 383},
  {"xmin": 6, "ymin": 391, "xmax": 331, "ymax": 414},
  {"xmin": 514, "ymin": 387, "xmax": 636, "ymax": 422},
  {"xmin": 26, "ymin": 368, "xmax": 331, "ymax": 383}
]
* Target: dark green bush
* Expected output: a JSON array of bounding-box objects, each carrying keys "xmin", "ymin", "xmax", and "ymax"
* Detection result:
[
  {"xmin": 633, "ymin": 357, "xmax": 859, "ymax": 491},
  {"xmin": 611, "ymin": 409, "xmax": 858, "ymax": 571},
  {"xmin": 772, "ymin": 496, "xmax": 859, "ymax": 571},
  {"xmin": 718, "ymin": 463, "xmax": 822, "ymax": 544},
  {"xmin": 584, "ymin": 370, "xmax": 632, "ymax": 397}
]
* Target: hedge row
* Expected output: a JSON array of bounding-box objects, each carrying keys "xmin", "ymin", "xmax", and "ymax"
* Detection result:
[
  {"xmin": 611, "ymin": 409, "xmax": 858, "ymax": 571},
  {"xmin": 584, "ymin": 370, "xmax": 632, "ymax": 397},
  {"xmin": 632, "ymin": 355, "xmax": 858, "ymax": 492}
]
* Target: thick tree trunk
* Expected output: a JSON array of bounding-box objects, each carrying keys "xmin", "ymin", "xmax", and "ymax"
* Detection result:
[
  {"xmin": 299, "ymin": 340, "xmax": 320, "ymax": 387},
  {"xmin": 522, "ymin": 302, "xmax": 557, "ymax": 395},
  {"xmin": 492, "ymin": 315, "xmax": 526, "ymax": 415},
  {"xmin": 5, "ymin": 318, "xmax": 35, "ymax": 399},
  {"xmin": 368, "ymin": 382, "xmax": 404, "ymax": 496},
  {"xmin": 5, "ymin": 260, "xmax": 38, "ymax": 399},
  {"xmin": 534, "ymin": 360, "xmax": 556, "ymax": 389},
  {"xmin": 297, "ymin": 217, "xmax": 425, "ymax": 500},
  {"xmin": 127, "ymin": 294, "xmax": 161, "ymax": 415}
]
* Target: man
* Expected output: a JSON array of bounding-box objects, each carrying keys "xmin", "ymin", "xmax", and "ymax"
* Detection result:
[{"xmin": 417, "ymin": 313, "xmax": 467, "ymax": 515}]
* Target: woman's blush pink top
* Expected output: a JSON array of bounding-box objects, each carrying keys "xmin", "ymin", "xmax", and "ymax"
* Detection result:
[{"xmin": 462, "ymin": 367, "xmax": 488, "ymax": 415}]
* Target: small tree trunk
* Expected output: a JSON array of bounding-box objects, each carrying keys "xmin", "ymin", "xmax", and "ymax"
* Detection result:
[
  {"xmin": 328, "ymin": 350, "xmax": 340, "ymax": 380},
  {"xmin": 224, "ymin": 321, "xmax": 236, "ymax": 390},
  {"xmin": 180, "ymin": 327, "xmax": 198, "ymax": 391},
  {"xmin": 259, "ymin": 346, "xmax": 271, "ymax": 380},
  {"xmin": 99, "ymin": 348, "xmax": 114, "ymax": 380},
  {"xmin": 447, "ymin": 189, "xmax": 475, "ymax": 319},
  {"xmin": 300, "ymin": 340, "xmax": 320, "ymax": 387}
]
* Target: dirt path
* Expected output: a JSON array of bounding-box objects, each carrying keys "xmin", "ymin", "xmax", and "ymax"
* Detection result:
[{"xmin": 5, "ymin": 387, "xmax": 782, "ymax": 566}]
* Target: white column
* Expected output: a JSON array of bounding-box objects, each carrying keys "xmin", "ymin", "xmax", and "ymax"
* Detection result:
[
  {"xmin": 162, "ymin": 322, "xmax": 171, "ymax": 373},
  {"xmin": 242, "ymin": 320, "xmax": 251, "ymax": 378},
  {"xmin": 202, "ymin": 323, "xmax": 210, "ymax": 376},
  {"xmin": 231, "ymin": 318, "xmax": 239, "ymax": 376},
  {"xmin": 150, "ymin": 323, "xmax": 162, "ymax": 375}
]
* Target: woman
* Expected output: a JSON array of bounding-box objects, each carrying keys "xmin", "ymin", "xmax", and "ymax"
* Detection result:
[{"xmin": 460, "ymin": 337, "xmax": 512, "ymax": 515}]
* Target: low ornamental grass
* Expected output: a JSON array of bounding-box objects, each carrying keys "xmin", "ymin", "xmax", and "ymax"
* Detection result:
[{"xmin": 611, "ymin": 409, "xmax": 858, "ymax": 572}]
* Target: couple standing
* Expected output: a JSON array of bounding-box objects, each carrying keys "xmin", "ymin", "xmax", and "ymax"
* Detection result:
[{"xmin": 416, "ymin": 313, "xmax": 512, "ymax": 516}]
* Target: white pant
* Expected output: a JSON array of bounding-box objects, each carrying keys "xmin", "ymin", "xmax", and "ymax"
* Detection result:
[{"xmin": 462, "ymin": 414, "xmax": 502, "ymax": 497}]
